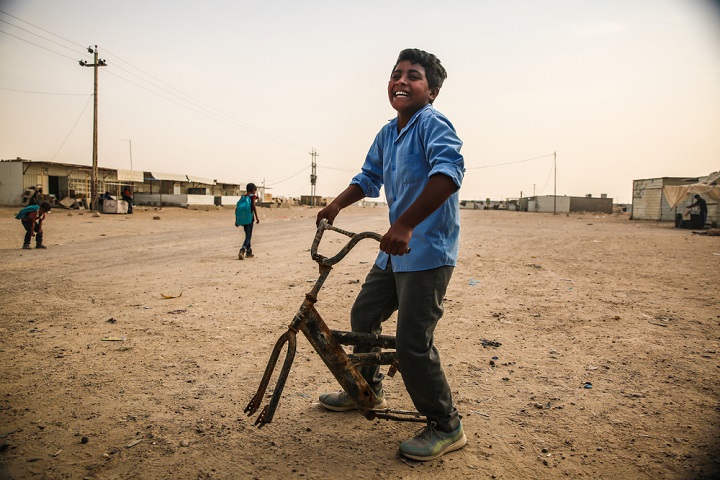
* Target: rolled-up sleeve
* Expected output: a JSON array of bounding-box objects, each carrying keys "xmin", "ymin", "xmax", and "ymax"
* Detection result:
[
  {"xmin": 423, "ymin": 114, "xmax": 465, "ymax": 189},
  {"xmin": 350, "ymin": 133, "xmax": 385, "ymax": 198},
  {"xmin": 344, "ymin": 105, "xmax": 464, "ymax": 272}
]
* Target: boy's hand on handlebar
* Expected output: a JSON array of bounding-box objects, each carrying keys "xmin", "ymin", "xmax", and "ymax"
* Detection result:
[
  {"xmin": 317, "ymin": 204, "xmax": 340, "ymax": 226},
  {"xmin": 380, "ymin": 223, "xmax": 412, "ymax": 256}
]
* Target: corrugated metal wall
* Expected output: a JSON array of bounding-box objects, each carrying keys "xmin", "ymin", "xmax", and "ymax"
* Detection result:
[
  {"xmin": 632, "ymin": 179, "xmax": 662, "ymax": 220},
  {"xmin": 632, "ymin": 178, "xmax": 696, "ymax": 221}
]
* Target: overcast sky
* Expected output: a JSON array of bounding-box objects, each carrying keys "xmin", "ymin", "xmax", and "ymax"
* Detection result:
[{"xmin": 1, "ymin": 0, "xmax": 719, "ymax": 203}]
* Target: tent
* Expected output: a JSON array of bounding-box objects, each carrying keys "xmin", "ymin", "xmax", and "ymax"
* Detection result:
[{"xmin": 662, "ymin": 171, "xmax": 720, "ymax": 209}]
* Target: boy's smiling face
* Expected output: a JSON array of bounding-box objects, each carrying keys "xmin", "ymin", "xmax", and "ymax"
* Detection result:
[{"xmin": 388, "ymin": 60, "xmax": 439, "ymax": 125}]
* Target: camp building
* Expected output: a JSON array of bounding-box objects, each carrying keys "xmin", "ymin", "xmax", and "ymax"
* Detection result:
[{"xmin": 0, "ymin": 158, "xmax": 262, "ymax": 209}]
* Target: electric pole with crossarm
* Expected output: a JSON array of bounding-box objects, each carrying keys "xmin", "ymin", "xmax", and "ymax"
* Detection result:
[
  {"xmin": 310, "ymin": 148, "xmax": 318, "ymax": 207},
  {"xmin": 79, "ymin": 45, "xmax": 107, "ymax": 211}
]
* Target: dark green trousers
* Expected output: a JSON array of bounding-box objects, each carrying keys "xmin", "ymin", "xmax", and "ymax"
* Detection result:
[{"xmin": 350, "ymin": 261, "xmax": 460, "ymax": 431}]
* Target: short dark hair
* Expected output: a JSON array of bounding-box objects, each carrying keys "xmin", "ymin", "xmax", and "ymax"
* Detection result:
[
  {"xmin": 40, "ymin": 202, "xmax": 52, "ymax": 212},
  {"xmin": 393, "ymin": 48, "xmax": 447, "ymax": 91},
  {"xmin": 246, "ymin": 183, "xmax": 257, "ymax": 193}
]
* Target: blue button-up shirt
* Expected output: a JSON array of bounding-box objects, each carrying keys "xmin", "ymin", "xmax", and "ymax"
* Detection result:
[{"xmin": 351, "ymin": 104, "xmax": 465, "ymax": 272}]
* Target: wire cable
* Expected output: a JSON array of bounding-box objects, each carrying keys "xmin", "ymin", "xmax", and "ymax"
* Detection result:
[
  {"xmin": 50, "ymin": 95, "xmax": 93, "ymax": 161},
  {"xmin": 266, "ymin": 165, "xmax": 310, "ymax": 186},
  {"xmin": 0, "ymin": 17, "xmax": 82, "ymax": 56},
  {"xmin": 102, "ymin": 67, "xmax": 306, "ymax": 151},
  {"xmin": 0, "ymin": 9, "xmax": 86, "ymax": 49},
  {"xmin": 319, "ymin": 163, "xmax": 360, "ymax": 173},
  {"xmin": 466, "ymin": 153, "xmax": 554, "ymax": 170},
  {"xmin": 0, "ymin": 28, "xmax": 80, "ymax": 62},
  {"xmin": 0, "ymin": 86, "xmax": 88, "ymax": 96},
  {"xmin": 1, "ymin": 9, "xmax": 310, "ymax": 154},
  {"xmin": 102, "ymin": 48, "xmax": 309, "ymax": 152}
]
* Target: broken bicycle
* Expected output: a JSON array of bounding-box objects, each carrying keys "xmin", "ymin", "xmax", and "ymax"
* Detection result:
[{"xmin": 244, "ymin": 219, "xmax": 423, "ymax": 427}]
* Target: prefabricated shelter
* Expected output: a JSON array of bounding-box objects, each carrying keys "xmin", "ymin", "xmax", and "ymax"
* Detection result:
[
  {"xmin": 134, "ymin": 174, "xmax": 267, "ymax": 208},
  {"xmin": 519, "ymin": 195, "xmax": 613, "ymax": 214},
  {"xmin": 300, "ymin": 195, "xmax": 327, "ymax": 207},
  {"xmin": 0, "ymin": 159, "xmax": 249, "ymax": 210},
  {"xmin": 460, "ymin": 200, "xmax": 484, "ymax": 210},
  {"xmin": 215, "ymin": 183, "xmax": 271, "ymax": 208},
  {"xmin": 0, "ymin": 158, "xmax": 287, "ymax": 211},
  {"xmin": 660, "ymin": 171, "xmax": 720, "ymax": 227},
  {"xmin": 631, "ymin": 174, "xmax": 719, "ymax": 224},
  {"xmin": 460, "ymin": 199, "xmax": 516, "ymax": 210},
  {"xmin": 0, "ymin": 158, "xmax": 135, "ymax": 207},
  {"xmin": 133, "ymin": 172, "xmax": 217, "ymax": 208}
]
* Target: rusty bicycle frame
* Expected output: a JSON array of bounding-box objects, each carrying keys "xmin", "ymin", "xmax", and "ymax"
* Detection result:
[{"xmin": 244, "ymin": 219, "xmax": 424, "ymax": 428}]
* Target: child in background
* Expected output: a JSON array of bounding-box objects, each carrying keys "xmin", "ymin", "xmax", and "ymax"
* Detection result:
[
  {"xmin": 17, "ymin": 201, "xmax": 53, "ymax": 249},
  {"xmin": 235, "ymin": 183, "xmax": 259, "ymax": 259}
]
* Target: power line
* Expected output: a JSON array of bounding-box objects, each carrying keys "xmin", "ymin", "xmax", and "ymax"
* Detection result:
[
  {"xmin": 0, "ymin": 86, "xmax": 88, "ymax": 96},
  {"xmin": 0, "ymin": 9, "xmax": 311, "ymax": 154},
  {"xmin": 51, "ymin": 94, "xmax": 93, "ymax": 161},
  {"xmin": 0, "ymin": 17, "xmax": 82, "ymax": 56},
  {"xmin": 0, "ymin": 28, "xmax": 80, "ymax": 62},
  {"xmin": 319, "ymin": 163, "xmax": 359, "ymax": 173},
  {"xmin": 102, "ymin": 48, "xmax": 308, "ymax": 152},
  {"xmin": 266, "ymin": 165, "xmax": 309, "ymax": 186},
  {"xmin": 466, "ymin": 153, "xmax": 554, "ymax": 170},
  {"xmin": 0, "ymin": 9, "xmax": 85, "ymax": 49},
  {"xmin": 102, "ymin": 67, "xmax": 305, "ymax": 151},
  {"xmin": 316, "ymin": 167, "xmax": 349, "ymax": 191}
]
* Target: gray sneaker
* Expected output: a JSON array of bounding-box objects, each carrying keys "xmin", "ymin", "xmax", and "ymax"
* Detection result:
[
  {"xmin": 399, "ymin": 422, "xmax": 467, "ymax": 461},
  {"xmin": 319, "ymin": 390, "xmax": 387, "ymax": 412}
]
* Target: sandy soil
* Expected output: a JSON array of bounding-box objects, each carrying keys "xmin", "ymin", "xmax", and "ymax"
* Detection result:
[{"xmin": 0, "ymin": 204, "xmax": 718, "ymax": 480}]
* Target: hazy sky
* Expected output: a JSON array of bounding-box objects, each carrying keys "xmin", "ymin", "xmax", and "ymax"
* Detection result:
[{"xmin": 1, "ymin": 0, "xmax": 719, "ymax": 203}]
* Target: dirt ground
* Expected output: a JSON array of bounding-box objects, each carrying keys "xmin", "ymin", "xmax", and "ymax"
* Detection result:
[{"xmin": 0, "ymin": 204, "xmax": 718, "ymax": 480}]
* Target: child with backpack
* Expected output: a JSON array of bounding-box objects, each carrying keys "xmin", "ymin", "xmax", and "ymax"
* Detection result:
[
  {"xmin": 16, "ymin": 201, "xmax": 53, "ymax": 249},
  {"xmin": 235, "ymin": 183, "xmax": 259, "ymax": 259}
]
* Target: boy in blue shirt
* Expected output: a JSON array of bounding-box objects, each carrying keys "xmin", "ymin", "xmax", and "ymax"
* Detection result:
[{"xmin": 316, "ymin": 48, "xmax": 466, "ymax": 461}]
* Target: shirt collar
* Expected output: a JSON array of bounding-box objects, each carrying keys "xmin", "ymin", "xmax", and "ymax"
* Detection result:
[{"xmin": 390, "ymin": 104, "xmax": 434, "ymax": 138}]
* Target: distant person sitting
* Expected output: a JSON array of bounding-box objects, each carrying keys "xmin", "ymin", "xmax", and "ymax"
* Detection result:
[
  {"xmin": 686, "ymin": 194, "xmax": 708, "ymax": 228},
  {"xmin": 121, "ymin": 186, "xmax": 134, "ymax": 214}
]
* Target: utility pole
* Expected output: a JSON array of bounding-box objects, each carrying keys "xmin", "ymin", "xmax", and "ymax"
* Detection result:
[
  {"xmin": 79, "ymin": 45, "xmax": 107, "ymax": 211},
  {"xmin": 553, "ymin": 151, "xmax": 557, "ymax": 215},
  {"xmin": 309, "ymin": 148, "xmax": 318, "ymax": 207}
]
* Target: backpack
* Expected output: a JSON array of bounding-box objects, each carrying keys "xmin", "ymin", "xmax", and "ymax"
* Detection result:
[
  {"xmin": 235, "ymin": 195, "xmax": 253, "ymax": 226},
  {"xmin": 15, "ymin": 204, "xmax": 40, "ymax": 220}
]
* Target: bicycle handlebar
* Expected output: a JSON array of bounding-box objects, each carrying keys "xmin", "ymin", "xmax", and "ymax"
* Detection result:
[{"xmin": 311, "ymin": 219, "xmax": 409, "ymax": 266}]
